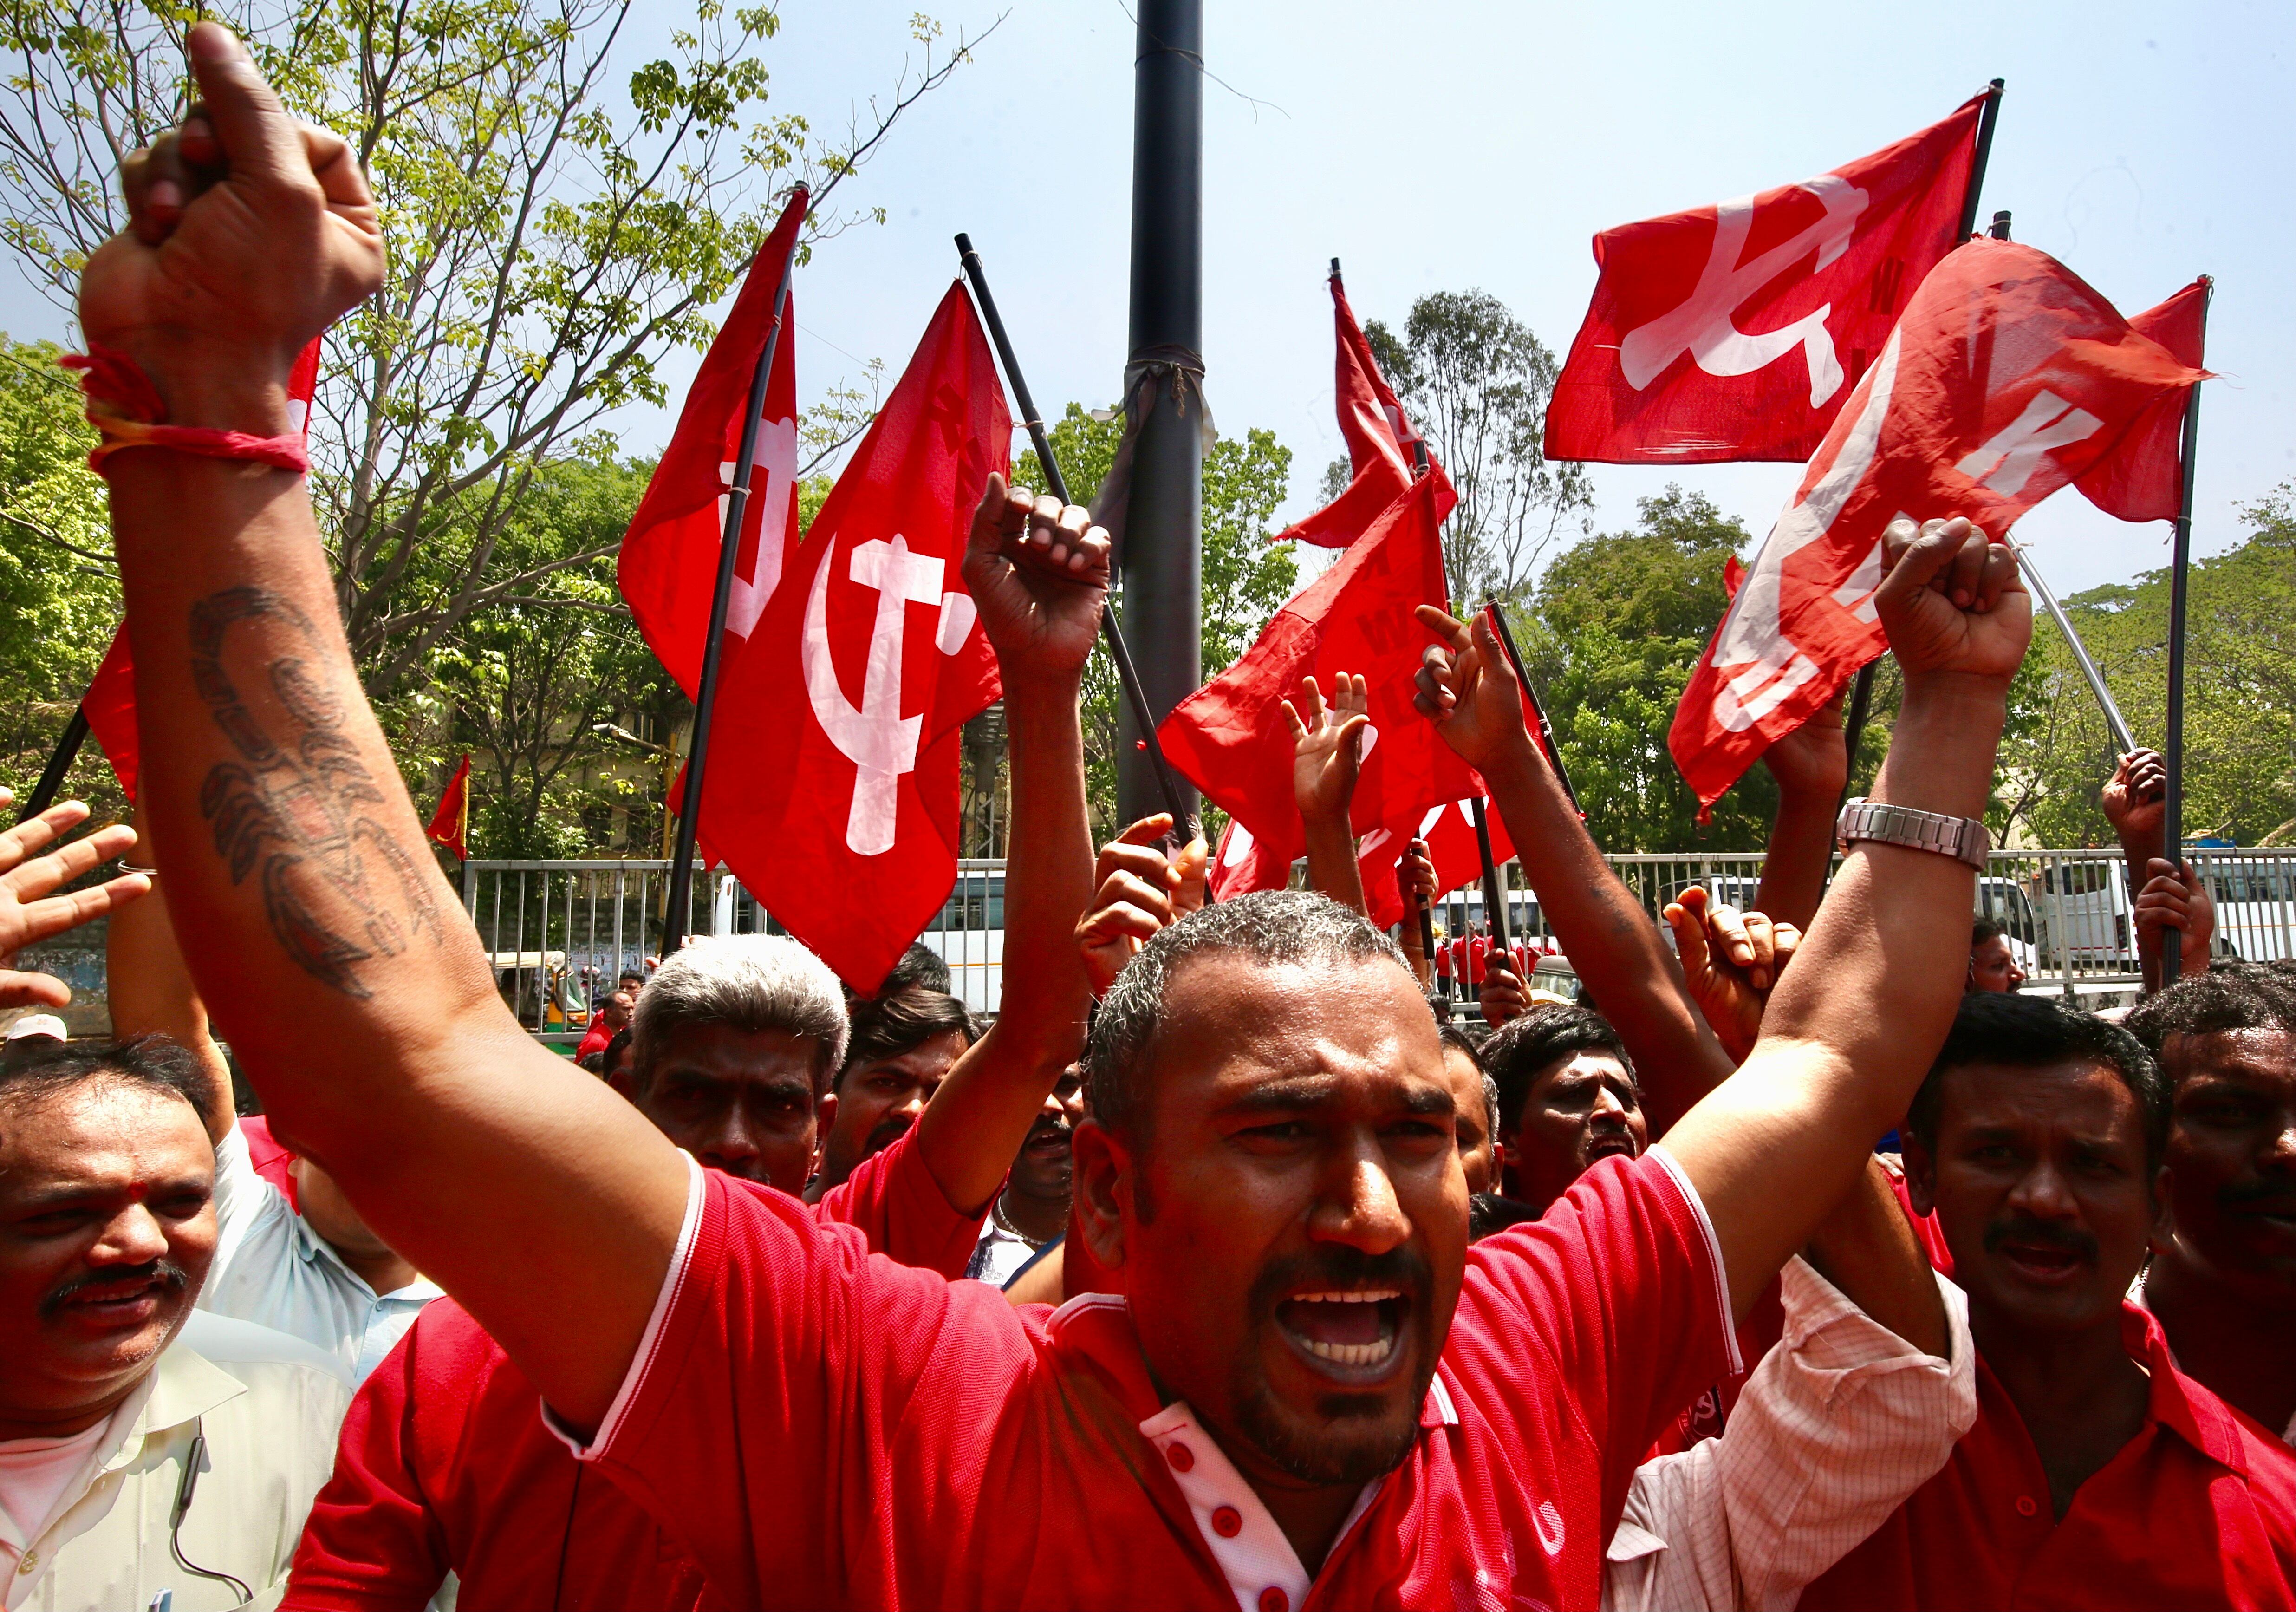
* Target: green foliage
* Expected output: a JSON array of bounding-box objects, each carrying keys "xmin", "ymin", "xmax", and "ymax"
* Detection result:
[
  {"xmin": 2001, "ymin": 485, "xmax": 2296, "ymax": 847},
  {"xmin": 0, "ymin": 0, "xmax": 979, "ymax": 858},
  {"xmin": 0, "ymin": 335, "xmax": 122, "ymax": 819},
  {"xmin": 1015, "ymin": 404, "xmax": 1299, "ymax": 838},
  {"xmin": 1363, "ymin": 291, "xmax": 1592, "ymax": 604},
  {"xmin": 1513, "ymin": 487, "xmax": 1780, "ymax": 851},
  {"xmin": 0, "ymin": 0, "xmax": 979, "ymax": 698},
  {"xmin": 385, "ymin": 449, "xmax": 682, "ymax": 860}
]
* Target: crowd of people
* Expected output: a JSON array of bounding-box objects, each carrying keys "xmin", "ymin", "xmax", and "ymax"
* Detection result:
[{"xmin": 0, "ymin": 26, "xmax": 2291, "ymax": 1611}]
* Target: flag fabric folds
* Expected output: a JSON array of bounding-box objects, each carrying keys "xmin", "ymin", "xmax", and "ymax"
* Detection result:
[
  {"xmin": 618, "ymin": 189, "xmax": 808, "ymax": 702},
  {"xmin": 1208, "ymin": 817, "xmax": 1295, "ymax": 903},
  {"xmin": 2076, "ymin": 277, "xmax": 2211, "ymax": 523},
  {"xmin": 426, "ymin": 755, "xmax": 472, "ymax": 861},
  {"xmin": 1356, "ymin": 797, "xmax": 1518, "ymax": 933},
  {"xmin": 695, "ymin": 284, "xmax": 1009, "ymax": 992},
  {"xmin": 1669, "ymin": 238, "xmax": 2209, "ymax": 812},
  {"xmin": 1161, "ymin": 469, "xmax": 1472, "ymax": 880},
  {"xmin": 1545, "ymin": 93, "xmax": 1987, "ymax": 465},
  {"xmin": 1276, "ymin": 276, "xmax": 1422, "ymax": 549}
]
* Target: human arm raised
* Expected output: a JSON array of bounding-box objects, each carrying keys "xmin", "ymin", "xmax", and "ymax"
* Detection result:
[
  {"xmin": 1663, "ymin": 888, "xmax": 1800, "ymax": 1067},
  {"xmin": 1754, "ymin": 692, "xmax": 1848, "ymax": 933},
  {"xmin": 1413, "ymin": 609, "xmax": 1734, "ymax": 1127},
  {"xmin": 906, "ymin": 476, "xmax": 1107, "ymax": 1213},
  {"xmin": 88, "ymin": 26, "xmax": 683, "ymax": 1432},
  {"xmin": 1661, "ymin": 516, "xmax": 2030, "ymax": 1315},
  {"xmin": 104, "ymin": 808, "xmax": 235, "ymax": 1144},
  {"xmin": 2103, "ymin": 750, "xmax": 2214, "ymax": 988},
  {"xmin": 1288, "ymin": 672, "xmax": 1370, "ymax": 916}
]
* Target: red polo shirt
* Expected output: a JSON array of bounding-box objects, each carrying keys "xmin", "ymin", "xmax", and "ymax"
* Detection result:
[
  {"xmin": 1798, "ymin": 1303, "xmax": 2296, "ymax": 1610},
  {"xmin": 283, "ymin": 1127, "xmax": 986, "ymax": 1611},
  {"xmin": 559, "ymin": 1146, "xmax": 1735, "ymax": 1611}
]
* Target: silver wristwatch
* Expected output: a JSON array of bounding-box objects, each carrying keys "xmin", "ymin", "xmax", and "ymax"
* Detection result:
[{"xmin": 1835, "ymin": 797, "xmax": 1990, "ymax": 869}]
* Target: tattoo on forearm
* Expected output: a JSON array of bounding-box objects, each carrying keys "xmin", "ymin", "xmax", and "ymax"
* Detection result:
[{"xmin": 192, "ymin": 586, "xmax": 442, "ymax": 998}]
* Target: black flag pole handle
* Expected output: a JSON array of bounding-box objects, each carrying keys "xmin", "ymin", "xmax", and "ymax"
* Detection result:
[
  {"xmin": 955, "ymin": 232, "xmax": 1197, "ymax": 838},
  {"xmin": 2159, "ymin": 275, "xmax": 2215, "ymax": 986},
  {"xmin": 16, "ymin": 705, "xmax": 91, "ymax": 825},
  {"xmin": 661, "ymin": 188, "xmax": 809, "ymax": 955},
  {"xmin": 1483, "ymin": 601, "xmax": 1582, "ymax": 819}
]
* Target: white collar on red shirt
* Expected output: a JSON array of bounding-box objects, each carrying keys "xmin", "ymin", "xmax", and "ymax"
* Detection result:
[{"xmin": 1048, "ymin": 1292, "xmax": 1460, "ymax": 1612}]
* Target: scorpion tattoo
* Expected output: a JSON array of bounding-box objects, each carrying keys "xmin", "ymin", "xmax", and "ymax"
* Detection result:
[{"xmin": 193, "ymin": 586, "xmax": 442, "ymax": 999}]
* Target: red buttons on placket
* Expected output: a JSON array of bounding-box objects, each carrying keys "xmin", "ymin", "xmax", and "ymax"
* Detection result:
[
  {"xmin": 1164, "ymin": 1442, "xmax": 1194, "ymax": 1473},
  {"xmin": 1259, "ymin": 1589, "xmax": 1289, "ymax": 1612},
  {"xmin": 1211, "ymin": 1505, "xmax": 1242, "ymax": 1538}
]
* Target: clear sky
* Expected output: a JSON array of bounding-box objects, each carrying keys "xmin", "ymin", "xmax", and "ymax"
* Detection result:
[{"xmin": 9, "ymin": 0, "xmax": 2288, "ymax": 598}]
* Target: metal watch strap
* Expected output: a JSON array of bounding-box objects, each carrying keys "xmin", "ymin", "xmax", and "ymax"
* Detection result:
[{"xmin": 1835, "ymin": 797, "xmax": 1990, "ymax": 870}]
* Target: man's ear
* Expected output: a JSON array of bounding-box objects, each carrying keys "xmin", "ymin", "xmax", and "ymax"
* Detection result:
[
  {"xmin": 1072, "ymin": 1117, "xmax": 1130, "ymax": 1272},
  {"xmin": 1902, "ymin": 1133, "xmax": 1939, "ymax": 1218},
  {"xmin": 812, "ymin": 1090, "xmax": 838, "ymax": 1166}
]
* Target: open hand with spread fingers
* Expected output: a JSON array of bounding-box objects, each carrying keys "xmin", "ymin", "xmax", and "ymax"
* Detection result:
[
  {"xmin": 1075, "ymin": 814, "xmax": 1206, "ymax": 998},
  {"xmin": 0, "ymin": 788, "xmax": 151, "ymax": 1010},
  {"xmin": 1285, "ymin": 673, "xmax": 1370, "ymax": 826},
  {"xmin": 963, "ymin": 474, "xmax": 1112, "ymax": 685},
  {"xmin": 1663, "ymin": 885, "xmax": 1802, "ymax": 1065}
]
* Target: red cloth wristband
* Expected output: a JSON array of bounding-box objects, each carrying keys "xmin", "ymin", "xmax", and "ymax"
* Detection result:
[{"xmin": 61, "ymin": 346, "xmax": 309, "ymax": 475}]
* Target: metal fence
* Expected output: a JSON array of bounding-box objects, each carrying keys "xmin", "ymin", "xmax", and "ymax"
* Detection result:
[{"xmin": 460, "ymin": 846, "xmax": 2296, "ymax": 1029}]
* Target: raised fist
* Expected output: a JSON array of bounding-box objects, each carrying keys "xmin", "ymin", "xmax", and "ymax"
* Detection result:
[
  {"xmin": 78, "ymin": 24, "xmax": 384, "ymax": 426},
  {"xmin": 1873, "ymin": 516, "xmax": 2032, "ymax": 691},
  {"xmin": 963, "ymin": 475, "xmax": 1111, "ymax": 684}
]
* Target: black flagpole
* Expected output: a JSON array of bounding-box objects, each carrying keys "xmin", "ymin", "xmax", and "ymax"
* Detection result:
[
  {"xmin": 15, "ymin": 706, "xmax": 90, "ymax": 825},
  {"xmin": 662, "ymin": 190, "xmax": 808, "ymax": 954},
  {"xmin": 954, "ymin": 233, "xmax": 1196, "ymax": 835},
  {"xmin": 1344, "ymin": 255, "xmax": 1444, "ymax": 976},
  {"xmin": 1839, "ymin": 78, "xmax": 2005, "ymax": 805},
  {"xmin": 2159, "ymin": 276, "xmax": 2215, "ymax": 986},
  {"xmin": 1484, "ymin": 600, "xmax": 1581, "ymax": 818}
]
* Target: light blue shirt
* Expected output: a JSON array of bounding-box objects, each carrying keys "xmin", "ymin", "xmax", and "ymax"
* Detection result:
[{"xmin": 196, "ymin": 1125, "xmax": 443, "ymax": 1383}]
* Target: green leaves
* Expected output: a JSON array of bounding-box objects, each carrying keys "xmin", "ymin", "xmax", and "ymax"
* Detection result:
[{"xmin": 2001, "ymin": 486, "xmax": 2296, "ymax": 848}]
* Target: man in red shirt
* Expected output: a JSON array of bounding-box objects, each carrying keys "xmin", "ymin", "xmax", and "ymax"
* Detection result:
[
  {"xmin": 1483, "ymin": 1004, "xmax": 1648, "ymax": 1212},
  {"xmin": 103, "ymin": 45, "xmax": 2027, "ymax": 1608},
  {"xmin": 2127, "ymin": 966, "xmax": 2296, "ymax": 1448},
  {"xmin": 808, "ymin": 985, "xmax": 976, "ymax": 1199},
  {"xmin": 575, "ymin": 988, "xmax": 631, "ymax": 1067},
  {"xmin": 1801, "ymin": 990, "xmax": 2296, "ymax": 1609}
]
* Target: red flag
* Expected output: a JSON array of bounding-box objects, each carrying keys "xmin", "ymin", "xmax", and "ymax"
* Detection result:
[
  {"xmin": 82, "ymin": 337, "xmax": 325, "ymax": 802},
  {"xmin": 1160, "ymin": 470, "xmax": 1474, "ymax": 869},
  {"xmin": 1669, "ymin": 238, "xmax": 2208, "ymax": 811},
  {"xmin": 1208, "ymin": 816, "xmax": 1295, "ymax": 902},
  {"xmin": 618, "ymin": 190, "xmax": 807, "ymax": 700},
  {"xmin": 1545, "ymin": 93, "xmax": 1987, "ymax": 465},
  {"xmin": 2076, "ymin": 277, "xmax": 2211, "ymax": 523},
  {"xmin": 1356, "ymin": 797, "xmax": 1517, "ymax": 932},
  {"xmin": 426, "ymin": 754, "xmax": 472, "ymax": 861},
  {"xmin": 1276, "ymin": 276, "xmax": 1421, "ymax": 549},
  {"xmin": 696, "ymin": 285, "xmax": 1008, "ymax": 991}
]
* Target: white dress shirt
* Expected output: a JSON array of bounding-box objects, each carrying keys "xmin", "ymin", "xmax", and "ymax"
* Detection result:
[
  {"xmin": 1603, "ymin": 1255, "xmax": 1979, "ymax": 1612},
  {"xmin": 0, "ymin": 1310, "xmax": 351, "ymax": 1611},
  {"xmin": 198, "ymin": 1124, "xmax": 442, "ymax": 1382}
]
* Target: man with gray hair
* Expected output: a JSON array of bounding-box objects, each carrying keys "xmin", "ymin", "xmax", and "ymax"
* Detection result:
[{"xmin": 623, "ymin": 933, "xmax": 851, "ymax": 1187}]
